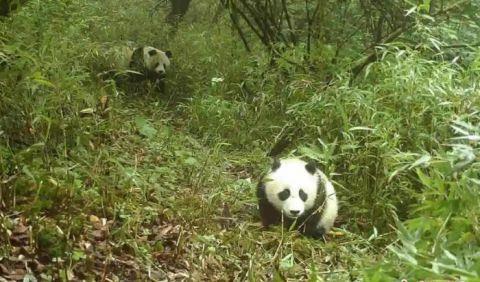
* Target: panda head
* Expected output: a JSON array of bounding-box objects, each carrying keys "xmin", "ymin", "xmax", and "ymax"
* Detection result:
[
  {"xmin": 130, "ymin": 46, "xmax": 172, "ymax": 80},
  {"xmin": 263, "ymin": 158, "xmax": 319, "ymax": 218}
]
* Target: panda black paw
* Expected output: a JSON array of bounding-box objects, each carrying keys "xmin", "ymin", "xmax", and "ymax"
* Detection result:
[{"xmin": 309, "ymin": 226, "xmax": 326, "ymax": 240}]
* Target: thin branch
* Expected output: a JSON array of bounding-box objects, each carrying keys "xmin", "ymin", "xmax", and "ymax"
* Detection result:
[
  {"xmin": 228, "ymin": 7, "xmax": 252, "ymax": 52},
  {"xmin": 305, "ymin": 0, "xmax": 312, "ymax": 57},
  {"xmin": 233, "ymin": 2, "xmax": 269, "ymax": 47},
  {"xmin": 237, "ymin": 1, "xmax": 271, "ymax": 47},
  {"xmin": 281, "ymin": 0, "xmax": 294, "ymax": 40},
  {"xmin": 271, "ymin": 48, "xmax": 309, "ymax": 72},
  {"xmin": 349, "ymin": 0, "xmax": 470, "ymax": 82}
]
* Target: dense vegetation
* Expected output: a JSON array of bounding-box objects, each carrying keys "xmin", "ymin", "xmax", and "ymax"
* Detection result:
[{"xmin": 1, "ymin": 0, "xmax": 479, "ymax": 280}]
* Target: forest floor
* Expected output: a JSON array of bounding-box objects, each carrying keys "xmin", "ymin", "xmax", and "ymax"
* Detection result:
[{"xmin": 2, "ymin": 97, "xmax": 383, "ymax": 280}]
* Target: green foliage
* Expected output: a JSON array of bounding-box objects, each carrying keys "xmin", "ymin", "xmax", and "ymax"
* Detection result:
[{"xmin": 366, "ymin": 120, "xmax": 480, "ymax": 280}]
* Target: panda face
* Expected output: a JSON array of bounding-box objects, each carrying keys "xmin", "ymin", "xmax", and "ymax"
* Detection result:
[
  {"xmin": 142, "ymin": 47, "xmax": 171, "ymax": 77},
  {"xmin": 263, "ymin": 158, "xmax": 319, "ymax": 218},
  {"xmin": 127, "ymin": 46, "xmax": 172, "ymax": 82}
]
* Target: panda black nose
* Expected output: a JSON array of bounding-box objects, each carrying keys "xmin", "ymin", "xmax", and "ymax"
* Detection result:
[{"xmin": 290, "ymin": 210, "xmax": 300, "ymax": 216}]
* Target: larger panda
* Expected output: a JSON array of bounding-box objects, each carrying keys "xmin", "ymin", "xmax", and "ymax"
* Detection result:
[
  {"xmin": 98, "ymin": 45, "xmax": 172, "ymax": 91},
  {"xmin": 257, "ymin": 158, "xmax": 338, "ymax": 239}
]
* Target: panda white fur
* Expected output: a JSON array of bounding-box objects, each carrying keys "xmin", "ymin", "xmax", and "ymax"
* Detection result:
[
  {"xmin": 98, "ymin": 45, "xmax": 172, "ymax": 90},
  {"xmin": 257, "ymin": 158, "xmax": 338, "ymax": 238}
]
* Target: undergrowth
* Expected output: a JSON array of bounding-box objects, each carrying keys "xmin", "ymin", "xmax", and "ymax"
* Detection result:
[{"xmin": 0, "ymin": 0, "xmax": 479, "ymax": 280}]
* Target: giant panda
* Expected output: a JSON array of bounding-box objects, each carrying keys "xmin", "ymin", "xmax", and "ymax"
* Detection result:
[
  {"xmin": 98, "ymin": 45, "xmax": 172, "ymax": 91},
  {"xmin": 257, "ymin": 158, "xmax": 338, "ymax": 239}
]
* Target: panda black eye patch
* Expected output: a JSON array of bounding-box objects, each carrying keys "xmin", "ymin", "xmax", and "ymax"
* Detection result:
[
  {"xmin": 148, "ymin": 49, "xmax": 158, "ymax": 56},
  {"xmin": 299, "ymin": 189, "xmax": 308, "ymax": 202},
  {"xmin": 278, "ymin": 189, "xmax": 290, "ymax": 201}
]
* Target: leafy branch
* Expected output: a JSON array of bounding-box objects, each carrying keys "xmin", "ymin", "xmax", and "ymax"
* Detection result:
[{"xmin": 349, "ymin": 0, "xmax": 472, "ymax": 81}]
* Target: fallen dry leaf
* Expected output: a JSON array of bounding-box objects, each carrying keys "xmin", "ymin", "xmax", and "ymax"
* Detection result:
[
  {"xmin": 99, "ymin": 95, "xmax": 109, "ymax": 111},
  {"xmin": 91, "ymin": 230, "xmax": 105, "ymax": 240},
  {"xmin": 5, "ymin": 268, "xmax": 26, "ymax": 281}
]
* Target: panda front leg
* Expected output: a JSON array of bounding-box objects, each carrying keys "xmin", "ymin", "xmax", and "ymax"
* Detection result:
[
  {"xmin": 258, "ymin": 199, "xmax": 282, "ymax": 228},
  {"xmin": 306, "ymin": 210, "xmax": 337, "ymax": 239},
  {"xmin": 301, "ymin": 214, "xmax": 327, "ymax": 239},
  {"xmin": 303, "ymin": 207, "xmax": 338, "ymax": 239},
  {"xmin": 309, "ymin": 225, "xmax": 327, "ymax": 239},
  {"xmin": 257, "ymin": 183, "xmax": 282, "ymax": 228}
]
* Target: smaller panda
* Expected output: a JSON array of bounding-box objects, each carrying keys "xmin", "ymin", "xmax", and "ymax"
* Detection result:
[
  {"xmin": 257, "ymin": 158, "xmax": 338, "ymax": 239},
  {"xmin": 128, "ymin": 46, "xmax": 172, "ymax": 83},
  {"xmin": 98, "ymin": 45, "xmax": 172, "ymax": 91}
]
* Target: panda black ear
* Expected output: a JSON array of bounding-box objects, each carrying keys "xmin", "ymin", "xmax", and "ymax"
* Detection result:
[
  {"xmin": 305, "ymin": 161, "xmax": 316, "ymax": 175},
  {"xmin": 165, "ymin": 50, "xmax": 172, "ymax": 58},
  {"xmin": 271, "ymin": 158, "xmax": 281, "ymax": 171},
  {"xmin": 148, "ymin": 49, "xmax": 158, "ymax": 56}
]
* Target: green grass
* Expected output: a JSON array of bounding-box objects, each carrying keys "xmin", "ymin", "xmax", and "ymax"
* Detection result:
[{"xmin": 1, "ymin": 0, "xmax": 479, "ymax": 280}]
